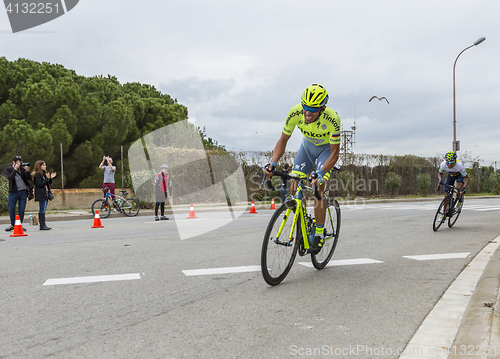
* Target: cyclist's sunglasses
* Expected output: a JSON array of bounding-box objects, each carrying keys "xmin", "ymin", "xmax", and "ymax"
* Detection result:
[
  {"xmin": 302, "ymin": 104, "xmax": 321, "ymax": 113},
  {"xmin": 446, "ymin": 161, "xmax": 455, "ymax": 164}
]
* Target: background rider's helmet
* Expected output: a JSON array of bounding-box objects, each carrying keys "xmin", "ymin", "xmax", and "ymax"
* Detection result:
[
  {"xmin": 445, "ymin": 151, "xmax": 457, "ymax": 162},
  {"xmin": 301, "ymin": 84, "xmax": 329, "ymax": 108},
  {"xmin": 161, "ymin": 164, "xmax": 169, "ymax": 169}
]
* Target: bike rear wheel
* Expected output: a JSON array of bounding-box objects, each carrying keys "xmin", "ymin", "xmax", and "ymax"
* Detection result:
[
  {"xmin": 121, "ymin": 198, "xmax": 140, "ymax": 217},
  {"xmin": 311, "ymin": 199, "xmax": 341, "ymax": 269},
  {"xmin": 92, "ymin": 199, "xmax": 111, "ymax": 218},
  {"xmin": 448, "ymin": 195, "xmax": 464, "ymax": 228},
  {"xmin": 261, "ymin": 200, "xmax": 300, "ymax": 285},
  {"xmin": 432, "ymin": 197, "xmax": 448, "ymax": 231}
]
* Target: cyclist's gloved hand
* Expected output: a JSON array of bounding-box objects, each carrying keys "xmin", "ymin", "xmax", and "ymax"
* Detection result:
[
  {"xmin": 262, "ymin": 162, "xmax": 276, "ymax": 190},
  {"xmin": 311, "ymin": 169, "xmax": 325, "ymax": 185},
  {"xmin": 461, "ymin": 187, "xmax": 466, "ymax": 194},
  {"xmin": 437, "ymin": 180, "xmax": 443, "ymax": 185},
  {"xmin": 263, "ymin": 161, "xmax": 277, "ymax": 173}
]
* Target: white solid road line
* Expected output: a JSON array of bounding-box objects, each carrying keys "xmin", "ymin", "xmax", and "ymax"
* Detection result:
[
  {"xmin": 43, "ymin": 273, "xmax": 141, "ymax": 286},
  {"xmin": 403, "ymin": 253, "xmax": 470, "ymax": 261},
  {"xmin": 399, "ymin": 237, "xmax": 500, "ymax": 359}
]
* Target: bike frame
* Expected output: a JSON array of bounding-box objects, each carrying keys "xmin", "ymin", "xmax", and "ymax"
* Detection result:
[
  {"xmin": 102, "ymin": 188, "xmax": 129, "ymax": 209},
  {"xmin": 264, "ymin": 166, "xmax": 339, "ymax": 251},
  {"xmin": 275, "ymin": 179, "xmax": 312, "ymax": 250},
  {"xmin": 442, "ymin": 184, "xmax": 463, "ymax": 213}
]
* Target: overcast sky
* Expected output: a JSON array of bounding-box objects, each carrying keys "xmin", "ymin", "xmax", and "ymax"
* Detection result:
[{"xmin": 2, "ymin": 0, "xmax": 499, "ymax": 165}]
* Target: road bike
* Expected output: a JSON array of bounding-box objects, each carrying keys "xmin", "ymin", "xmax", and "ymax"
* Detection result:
[
  {"xmin": 260, "ymin": 167, "xmax": 341, "ymax": 285},
  {"xmin": 91, "ymin": 187, "xmax": 140, "ymax": 218},
  {"xmin": 433, "ymin": 183, "xmax": 465, "ymax": 231}
]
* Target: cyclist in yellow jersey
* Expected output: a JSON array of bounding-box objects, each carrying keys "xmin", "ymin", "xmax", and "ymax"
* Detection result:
[{"xmin": 264, "ymin": 84, "xmax": 341, "ymax": 254}]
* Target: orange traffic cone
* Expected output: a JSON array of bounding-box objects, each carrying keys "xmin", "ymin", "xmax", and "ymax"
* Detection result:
[
  {"xmin": 187, "ymin": 204, "xmax": 198, "ymax": 219},
  {"xmin": 269, "ymin": 199, "xmax": 276, "ymax": 210},
  {"xmin": 91, "ymin": 210, "xmax": 104, "ymax": 228},
  {"xmin": 10, "ymin": 215, "xmax": 27, "ymax": 237},
  {"xmin": 249, "ymin": 201, "xmax": 258, "ymax": 214}
]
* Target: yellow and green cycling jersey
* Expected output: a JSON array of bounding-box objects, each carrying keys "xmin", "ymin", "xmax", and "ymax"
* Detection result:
[{"xmin": 282, "ymin": 104, "xmax": 341, "ymax": 146}]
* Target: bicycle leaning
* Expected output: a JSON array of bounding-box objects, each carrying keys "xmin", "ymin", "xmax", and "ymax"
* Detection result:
[
  {"xmin": 260, "ymin": 167, "xmax": 341, "ymax": 285},
  {"xmin": 432, "ymin": 183, "xmax": 465, "ymax": 231},
  {"xmin": 91, "ymin": 187, "xmax": 140, "ymax": 218}
]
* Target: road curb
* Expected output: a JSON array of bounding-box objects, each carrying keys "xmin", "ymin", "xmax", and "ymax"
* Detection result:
[
  {"xmin": 448, "ymin": 237, "xmax": 500, "ymax": 358},
  {"xmin": 399, "ymin": 237, "xmax": 500, "ymax": 359}
]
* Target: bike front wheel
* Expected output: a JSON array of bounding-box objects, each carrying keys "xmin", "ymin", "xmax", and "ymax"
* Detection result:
[
  {"xmin": 121, "ymin": 198, "xmax": 140, "ymax": 217},
  {"xmin": 432, "ymin": 197, "xmax": 448, "ymax": 231},
  {"xmin": 261, "ymin": 200, "xmax": 300, "ymax": 285},
  {"xmin": 91, "ymin": 199, "xmax": 111, "ymax": 218},
  {"xmin": 311, "ymin": 199, "xmax": 341, "ymax": 269},
  {"xmin": 448, "ymin": 196, "xmax": 464, "ymax": 228}
]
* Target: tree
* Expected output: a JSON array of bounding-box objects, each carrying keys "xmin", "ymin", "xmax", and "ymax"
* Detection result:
[
  {"xmin": 0, "ymin": 57, "xmax": 189, "ymax": 188},
  {"xmin": 385, "ymin": 172, "xmax": 402, "ymax": 197},
  {"xmin": 417, "ymin": 172, "xmax": 431, "ymax": 197}
]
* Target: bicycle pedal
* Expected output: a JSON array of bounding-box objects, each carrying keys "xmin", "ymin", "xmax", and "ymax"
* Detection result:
[{"xmin": 274, "ymin": 237, "xmax": 293, "ymax": 246}]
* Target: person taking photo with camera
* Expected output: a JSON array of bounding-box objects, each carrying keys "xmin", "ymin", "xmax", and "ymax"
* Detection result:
[{"xmin": 4, "ymin": 155, "xmax": 32, "ymax": 232}]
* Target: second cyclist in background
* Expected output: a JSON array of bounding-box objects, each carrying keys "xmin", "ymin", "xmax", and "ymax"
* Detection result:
[
  {"xmin": 264, "ymin": 84, "xmax": 341, "ymax": 254},
  {"xmin": 437, "ymin": 151, "xmax": 469, "ymax": 215}
]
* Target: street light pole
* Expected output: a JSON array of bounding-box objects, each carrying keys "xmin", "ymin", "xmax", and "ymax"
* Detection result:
[{"xmin": 452, "ymin": 37, "xmax": 486, "ymax": 152}]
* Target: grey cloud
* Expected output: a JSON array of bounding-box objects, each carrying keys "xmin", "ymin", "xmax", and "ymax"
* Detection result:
[{"xmin": 159, "ymin": 77, "xmax": 236, "ymax": 104}]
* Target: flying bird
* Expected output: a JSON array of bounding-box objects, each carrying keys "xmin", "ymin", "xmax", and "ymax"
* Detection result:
[{"xmin": 369, "ymin": 96, "xmax": 389, "ymax": 104}]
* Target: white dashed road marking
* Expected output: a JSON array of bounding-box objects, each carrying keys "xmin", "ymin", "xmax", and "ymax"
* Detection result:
[
  {"xmin": 182, "ymin": 265, "xmax": 261, "ymax": 276},
  {"xmin": 183, "ymin": 254, "xmax": 474, "ymax": 277},
  {"xmin": 43, "ymin": 273, "xmax": 141, "ymax": 286},
  {"xmin": 403, "ymin": 253, "xmax": 470, "ymax": 261},
  {"xmin": 297, "ymin": 258, "xmax": 384, "ymax": 267},
  {"xmin": 183, "ymin": 258, "xmax": 384, "ymax": 277}
]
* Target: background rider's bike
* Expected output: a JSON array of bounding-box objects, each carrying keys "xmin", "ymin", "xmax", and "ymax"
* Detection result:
[
  {"xmin": 91, "ymin": 187, "xmax": 140, "ymax": 218},
  {"xmin": 433, "ymin": 183, "xmax": 464, "ymax": 231},
  {"xmin": 260, "ymin": 167, "xmax": 341, "ymax": 285}
]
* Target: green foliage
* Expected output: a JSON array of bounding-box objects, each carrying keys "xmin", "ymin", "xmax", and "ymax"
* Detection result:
[
  {"xmin": 490, "ymin": 172, "xmax": 500, "ymax": 195},
  {"xmin": 417, "ymin": 173, "xmax": 431, "ymax": 196},
  {"xmin": 198, "ymin": 126, "xmax": 227, "ymax": 152},
  {"xmin": 474, "ymin": 166, "xmax": 500, "ymax": 194},
  {"xmin": 0, "ymin": 176, "xmax": 8, "ymax": 214},
  {"xmin": 464, "ymin": 165, "xmax": 500, "ymax": 194},
  {"xmin": 385, "ymin": 172, "xmax": 402, "ymax": 197},
  {"xmin": 0, "ymin": 57, "xmax": 188, "ymax": 188},
  {"xmin": 337, "ymin": 170, "xmax": 356, "ymax": 199}
]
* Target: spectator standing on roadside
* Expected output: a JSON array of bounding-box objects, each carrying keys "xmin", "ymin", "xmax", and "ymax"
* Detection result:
[
  {"xmin": 32, "ymin": 160, "xmax": 56, "ymax": 230},
  {"xmin": 153, "ymin": 164, "xmax": 172, "ymax": 221},
  {"xmin": 99, "ymin": 156, "xmax": 117, "ymax": 212},
  {"xmin": 4, "ymin": 155, "xmax": 32, "ymax": 232},
  {"xmin": 22, "ymin": 162, "xmax": 34, "ymax": 202}
]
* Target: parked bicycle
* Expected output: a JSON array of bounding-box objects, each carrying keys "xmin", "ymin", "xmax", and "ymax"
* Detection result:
[
  {"xmin": 260, "ymin": 167, "xmax": 341, "ymax": 285},
  {"xmin": 91, "ymin": 187, "xmax": 140, "ymax": 218},
  {"xmin": 433, "ymin": 183, "xmax": 464, "ymax": 231}
]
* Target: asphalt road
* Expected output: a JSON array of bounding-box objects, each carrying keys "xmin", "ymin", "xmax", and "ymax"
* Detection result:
[{"xmin": 1, "ymin": 198, "xmax": 500, "ymax": 358}]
